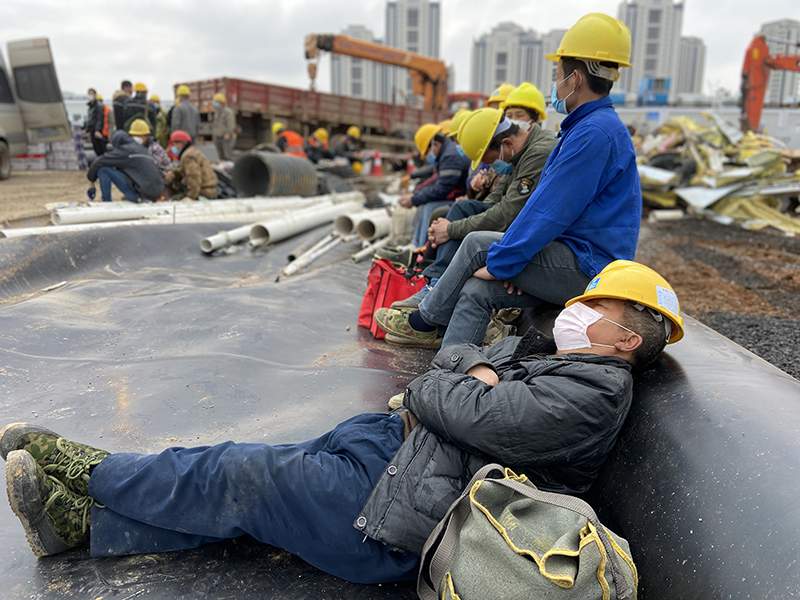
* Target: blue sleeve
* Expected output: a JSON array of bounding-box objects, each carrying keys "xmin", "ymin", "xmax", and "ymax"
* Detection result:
[
  {"xmin": 412, "ymin": 150, "xmax": 465, "ymax": 206},
  {"xmin": 486, "ymin": 125, "xmax": 612, "ymax": 280}
]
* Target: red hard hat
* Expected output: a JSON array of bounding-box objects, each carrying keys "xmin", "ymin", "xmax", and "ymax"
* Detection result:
[{"xmin": 169, "ymin": 130, "xmax": 192, "ymax": 144}]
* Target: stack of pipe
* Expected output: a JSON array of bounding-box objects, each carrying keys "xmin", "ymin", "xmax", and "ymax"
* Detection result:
[{"xmin": 333, "ymin": 209, "xmax": 391, "ymax": 241}]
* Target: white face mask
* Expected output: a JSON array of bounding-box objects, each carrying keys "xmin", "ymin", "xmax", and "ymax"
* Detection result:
[
  {"xmin": 508, "ymin": 119, "xmax": 531, "ymax": 132},
  {"xmin": 553, "ymin": 302, "xmax": 637, "ymax": 352},
  {"xmin": 132, "ymin": 136, "xmax": 144, "ymax": 144}
]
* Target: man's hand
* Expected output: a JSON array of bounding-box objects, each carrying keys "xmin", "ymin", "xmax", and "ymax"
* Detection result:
[
  {"xmin": 94, "ymin": 131, "xmax": 103, "ymax": 139},
  {"xmin": 399, "ymin": 194, "xmax": 414, "ymax": 209},
  {"xmin": 428, "ymin": 218, "xmax": 450, "ymax": 246},
  {"xmin": 164, "ymin": 170, "xmax": 175, "ymax": 184},
  {"xmin": 503, "ymin": 281, "xmax": 524, "ymax": 296},
  {"xmin": 467, "ymin": 365, "xmax": 499, "ymax": 387},
  {"xmin": 470, "ymin": 171, "xmax": 487, "ymax": 193},
  {"xmin": 473, "ymin": 266, "xmax": 496, "ymax": 281}
]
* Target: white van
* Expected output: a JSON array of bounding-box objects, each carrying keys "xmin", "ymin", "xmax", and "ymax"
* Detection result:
[{"xmin": 0, "ymin": 38, "xmax": 71, "ymax": 179}]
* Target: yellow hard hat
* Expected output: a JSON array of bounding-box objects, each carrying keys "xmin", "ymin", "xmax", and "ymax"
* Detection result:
[
  {"xmin": 352, "ymin": 161, "xmax": 364, "ymax": 175},
  {"xmin": 501, "ymin": 82, "xmax": 547, "ymax": 122},
  {"xmin": 545, "ymin": 13, "xmax": 632, "ymax": 68},
  {"xmin": 312, "ymin": 127, "xmax": 329, "ymax": 143},
  {"xmin": 487, "ymin": 83, "xmax": 514, "ymax": 107},
  {"xmin": 458, "ymin": 108, "xmax": 504, "ymax": 170},
  {"xmin": 133, "ymin": 82, "xmax": 147, "ymax": 93},
  {"xmin": 176, "ymin": 84, "xmax": 191, "ymax": 97},
  {"xmin": 566, "ymin": 260, "xmax": 684, "ymax": 343},
  {"xmin": 438, "ymin": 119, "xmax": 453, "ymax": 135},
  {"xmin": 272, "ymin": 121, "xmax": 286, "ymax": 136},
  {"xmin": 128, "ymin": 119, "xmax": 151, "ymax": 136},
  {"xmin": 96, "ymin": 94, "xmax": 104, "ymax": 102},
  {"xmin": 149, "ymin": 94, "xmax": 160, "ymax": 103},
  {"xmin": 448, "ymin": 109, "xmax": 470, "ymax": 138},
  {"xmin": 347, "ymin": 125, "xmax": 361, "ymax": 139},
  {"xmin": 213, "ymin": 93, "xmax": 226, "ymax": 104},
  {"xmin": 414, "ymin": 123, "xmax": 442, "ymax": 156}
]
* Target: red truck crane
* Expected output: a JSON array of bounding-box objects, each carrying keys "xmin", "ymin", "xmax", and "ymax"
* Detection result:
[{"xmin": 740, "ymin": 35, "xmax": 800, "ymax": 132}]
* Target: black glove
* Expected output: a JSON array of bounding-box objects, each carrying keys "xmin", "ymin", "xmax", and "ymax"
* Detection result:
[{"xmin": 86, "ymin": 186, "xmax": 96, "ymax": 201}]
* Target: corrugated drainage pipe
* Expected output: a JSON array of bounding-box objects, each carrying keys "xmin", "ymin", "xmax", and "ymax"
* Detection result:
[
  {"xmin": 232, "ymin": 152, "xmax": 319, "ymax": 197},
  {"xmin": 249, "ymin": 201, "xmax": 363, "ymax": 246}
]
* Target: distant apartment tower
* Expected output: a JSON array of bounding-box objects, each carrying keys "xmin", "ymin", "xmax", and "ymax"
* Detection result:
[
  {"xmin": 617, "ymin": 0, "xmax": 684, "ymax": 101},
  {"xmin": 330, "ymin": 25, "xmax": 383, "ymax": 101},
  {"xmin": 759, "ymin": 19, "xmax": 800, "ymax": 105},
  {"xmin": 676, "ymin": 36, "xmax": 706, "ymax": 95},
  {"xmin": 384, "ymin": 0, "xmax": 441, "ymax": 105},
  {"xmin": 470, "ymin": 23, "xmax": 566, "ymax": 100}
]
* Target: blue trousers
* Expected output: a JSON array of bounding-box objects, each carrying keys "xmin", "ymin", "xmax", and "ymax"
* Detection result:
[
  {"xmin": 423, "ymin": 200, "xmax": 489, "ymax": 281},
  {"xmin": 97, "ymin": 166, "xmax": 139, "ymax": 202},
  {"xmin": 88, "ymin": 413, "xmax": 418, "ymax": 584},
  {"xmin": 412, "ymin": 200, "xmax": 452, "ymax": 247}
]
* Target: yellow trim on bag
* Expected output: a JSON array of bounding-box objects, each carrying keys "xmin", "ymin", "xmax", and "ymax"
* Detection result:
[
  {"xmin": 604, "ymin": 526, "xmax": 639, "ymax": 590},
  {"xmin": 586, "ymin": 522, "xmax": 611, "ymax": 600},
  {"xmin": 441, "ymin": 572, "xmax": 462, "ymax": 600},
  {"xmin": 469, "ymin": 480, "xmax": 575, "ymax": 589}
]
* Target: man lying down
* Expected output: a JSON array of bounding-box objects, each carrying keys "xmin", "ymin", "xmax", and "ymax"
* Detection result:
[{"xmin": 2, "ymin": 260, "xmax": 682, "ymax": 584}]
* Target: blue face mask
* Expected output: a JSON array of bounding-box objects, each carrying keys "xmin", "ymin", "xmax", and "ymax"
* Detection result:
[
  {"xmin": 170, "ymin": 145, "xmax": 180, "ymax": 155},
  {"xmin": 492, "ymin": 160, "xmax": 512, "ymax": 175},
  {"xmin": 550, "ymin": 72, "xmax": 575, "ymax": 115},
  {"xmin": 426, "ymin": 151, "xmax": 437, "ymax": 165},
  {"xmin": 455, "ymin": 145, "xmax": 466, "ymax": 158}
]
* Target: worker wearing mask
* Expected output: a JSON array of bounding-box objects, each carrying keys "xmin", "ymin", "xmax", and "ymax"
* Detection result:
[
  {"xmin": 85, "ymin": 131, "xmax": 165, "ymax": 203},
  {"xmin": 85, "ymin": 88, "xmax": 106, "ymax": 156},
  {"xmin": 164, "ymin": 130, "xmax": 218, "ymax": 200},
  {"xmin": 400, "ymin": 123, "xmax": 470, "ymax": 247},
  {"xmin": 129, "ymin": 119, "xmax": 171, "ymax": 175},
  {"xmin": 170, "ymin": 85, "xmax": 200, "ymax": 140},
  {"xmin": 150, "ymin": 95, "xmax": 169, "ymax": 148},
  {"xmin": 468, "ymin": 82, "xmax": 516, "ymax": 200},
  {"xmin": 306, "ymin": 128, "xmax": 333, "ymax": 163},
  {"xmin": 389, "ymin": 85, "xmax": 556, "ymax": 315},
  {"xmin": 376, "ymin": 13, "xmax": 641, "ymax": 350},
  {"xmin": 123, "ymin": 83, "xmax": 154, "ymax": 132},
  {"xmin": 272, "ymin": 122, "xmax": 307, "ymax": 158},
  {"xmin": 211, "ymin": 93, "xmax": 237, "ymax": 162},
  {"xmin": 112, "ymin": 80, "xmax": 132, "ymax": 134}
]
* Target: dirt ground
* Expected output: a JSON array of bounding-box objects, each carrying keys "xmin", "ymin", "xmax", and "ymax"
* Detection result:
[
  {"xmin": 638, "ymin": 217, "xmax": 800, "ymax": 378},
  {"xmin": 0, "ymin": 171, "xmax": 87, "ymax": 224}
]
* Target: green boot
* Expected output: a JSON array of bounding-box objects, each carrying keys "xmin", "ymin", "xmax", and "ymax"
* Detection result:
[
  {"xmin": 5, "ymin": 450, "xmax": 97, "ymax": 557},
  {"xmin": 0, "ymin": 423, "xmax": 109, "ymax": 497}
]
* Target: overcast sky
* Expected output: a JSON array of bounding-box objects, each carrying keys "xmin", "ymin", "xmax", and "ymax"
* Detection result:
[{"xmin": 1, "ymin": 0, "xmax": 797, "ymax": 100}]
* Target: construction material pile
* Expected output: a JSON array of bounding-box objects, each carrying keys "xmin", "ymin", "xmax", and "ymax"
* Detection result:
[{"xmin": 637, "ymin": 113, "xmax": 800, "ymax": 235}]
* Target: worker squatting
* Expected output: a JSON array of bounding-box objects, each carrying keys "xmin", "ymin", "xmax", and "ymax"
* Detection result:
[{"xmin": 3, "ymin": 12, "xmax": 683, "ymax": 594}]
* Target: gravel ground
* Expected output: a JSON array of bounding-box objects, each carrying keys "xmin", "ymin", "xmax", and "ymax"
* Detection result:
[
  {"xmin": 637, "ymin": 217, "xmax": 800, "ymax": 379},
  {"xmin": 0, "ymin": 170, "xmax": 87, "ymax": 224}
]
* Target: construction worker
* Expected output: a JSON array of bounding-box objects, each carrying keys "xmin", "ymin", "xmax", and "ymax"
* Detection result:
[
  {"xmin": 399, "ymin": 123, "xmax": 470, "ymax": 247},
  {"xmin": 85, "ymin": 88, "xmax": 106, "ymax": 156},
  {"xmin": 171, "ymin": 85, "xmax": 200, "ymax": 140},
  {"xmin": 331, "ymin": 125, "xmax": 364, "ymax": 169},
  {"xmin": 128, "ymin": 119, "xmax": 171, "ymax": 175},
  {"xmin": 376, "ymin": 13, "xmax": 641, "ymax": 349},
  {"xmin": 150, "ymin": 94, "xmax": 169, "ymax": 148},
  {"xmin": 272, "ymin": 121, "xmax": 307, "ymax": 158},
  {"xmin": 485, "ymin": 82, "xmax": 514, "ymax": 109},
  {"xmin": 112, "ymin": 80, "xmax": 132, "ymax": 135},
  {"xmin": 211, "ymin": 93, "xmax": 237, "ymax": 162},
  {"xmin": 305, "ymin": 127, "xmax": 333, "ymax": 163},
  {"xmin": 85, "ymin": 130, "xmax": 165, "ymax": 203},
  {"xmin": 97, "ymin": 94, "xmax": 112, "ymax": 143},
  {"xmin": 164, "ymin": 130, "xmax": 218, "ymax": 200},
  {"xmin": 390, "ymin": 87, "xmax": 556, "ymax": 314},
  {"xmin": 123, "ymin": 83, "xmax": 154, "ymax": 132},
  {"xmin": 0, "ymin": 260, "xmax": 682, "ymax": 587}
]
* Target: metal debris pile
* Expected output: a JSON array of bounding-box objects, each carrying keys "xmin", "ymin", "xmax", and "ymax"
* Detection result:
[{"xmin": 637, "ymin": 113, "xmax": 800, "ymax": 235}]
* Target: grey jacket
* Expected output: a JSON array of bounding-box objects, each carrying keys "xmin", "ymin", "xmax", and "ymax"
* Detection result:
[
  {"xmin": 355, "ymin": 336, "xmax": 633, "ymax": 554},
  {"xmin": 171, "ymin": 100, "xmax": 200, "ymax": 139},
  {"xmin": 87, "ymin": 131, "xmax": 165, "ymax": 200},
  {"xmin": 448, "ymin": 125, "xmax": 557, "ymax": 240}
]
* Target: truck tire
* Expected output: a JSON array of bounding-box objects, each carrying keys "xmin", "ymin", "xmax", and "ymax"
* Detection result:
[{"xmin": 0, "ymin": 141, "xmax": 10, "ymax": 180}]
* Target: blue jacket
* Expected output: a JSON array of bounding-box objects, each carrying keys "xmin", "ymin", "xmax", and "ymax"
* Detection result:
[
  {"xmin": 412, "ymin": 137, "xmax": 469, "ymax": 206},
  {"xmin": 486, "ymin": 97, "xmax": 641, "ymax": 281}
]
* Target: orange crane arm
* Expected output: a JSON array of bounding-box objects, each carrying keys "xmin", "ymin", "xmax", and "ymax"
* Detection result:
[
  {"xmin": 305, "ymin": 33, "xmax": 448, "ymax": 111},
  {"xmin": 740, "ymin": 35, "xmax": 800, "ymax": 132}
]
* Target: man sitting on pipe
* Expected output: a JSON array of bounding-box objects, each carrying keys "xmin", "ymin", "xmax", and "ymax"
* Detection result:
[
  {"xmin": 390, "ymin": 84, "xmax": 556, "ymax": 321},
  {"xmin": 1, "ymin": 261, "xmax": 682, "ymax": 585},
  {"xmin": 399, "ymin": 123, "xmax": 470, "ymax": 247},
  {"xmin": 375, "ymin": 14, "xmax": 641, "ymax": 350}
]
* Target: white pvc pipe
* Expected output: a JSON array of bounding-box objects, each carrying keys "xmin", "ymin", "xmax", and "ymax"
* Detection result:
[
  {"xmin": 355, "ymin": 210, "xmax": 392, "ymax": 240},
  {"xmin": 287, "ymin": 232, "xmax": 336, "ymax": 262},
  {"xmin": 52, "ymin": 204, "xmax": 171, "ymax": 225},
  {"xmin": 199, "ymin": 224, "xmax": 253, "ymax": 254},
  {"xmin": 282, "ymin": 236, "xmax": 343, "ymax": 277},
  {"xmin": 352, "ymin": 236, "xmax": 391, "ymax": 262},
  {"xmin": 334, "ymin": 210, "xmax": 377, "ymax": 236},
  {"xmin": 249, "ymin": 201, "xmax": 363, "ymax": 246}
]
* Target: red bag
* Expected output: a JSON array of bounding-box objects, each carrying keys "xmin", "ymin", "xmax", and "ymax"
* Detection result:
[{"xmin": 358, "ymin": 258, "xmax": 425, "ymax": 339}]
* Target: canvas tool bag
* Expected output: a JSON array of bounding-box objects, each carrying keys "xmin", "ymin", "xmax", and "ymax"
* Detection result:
[
  {"xmin": 417, "ymin": 465, "xmax": 638, "ymax": 600},
  {"xmin": 357, "ymin": 258, "xmax": 425, "ymax": 340}
]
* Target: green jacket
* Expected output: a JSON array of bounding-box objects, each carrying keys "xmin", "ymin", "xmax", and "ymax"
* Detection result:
[
  {"xmin": 447, "ymin": 124, "xmax": 557, "ymax": 240},
  {"xmin": 155, "ymin": 109, "xmax": 169, "ymax": 148}
]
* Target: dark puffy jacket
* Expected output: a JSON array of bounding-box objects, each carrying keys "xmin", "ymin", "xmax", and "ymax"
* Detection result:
[
  {"xmin": 87, "ymin": 131, "xmax": 165, "ymax": 200},
  {"xmin": 123, "ymin": 92, "xmax": 154, "ymax": 131},
  {"xmin": 355, "ymin": 336, "xmax": 633, "ymax": 553},
  {"xmin": 112, "ymin": 91, "xmax": 129, "ymax": 133},
  {"xmin": 85, "ymin": 100, "xmax": 103, "ymax": 134},
  {"xmin": 411, "ymin": 137, "xmax": 469, "ymax": 206}
]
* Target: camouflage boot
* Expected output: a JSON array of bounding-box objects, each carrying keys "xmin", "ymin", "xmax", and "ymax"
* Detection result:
[
  {"xmin": 5, "ymin": 450, "xmax": 97, "ymax": 557},
  {"xmin": 0, "ymin": 423, "xmax": 109, "ymax": 497}
]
